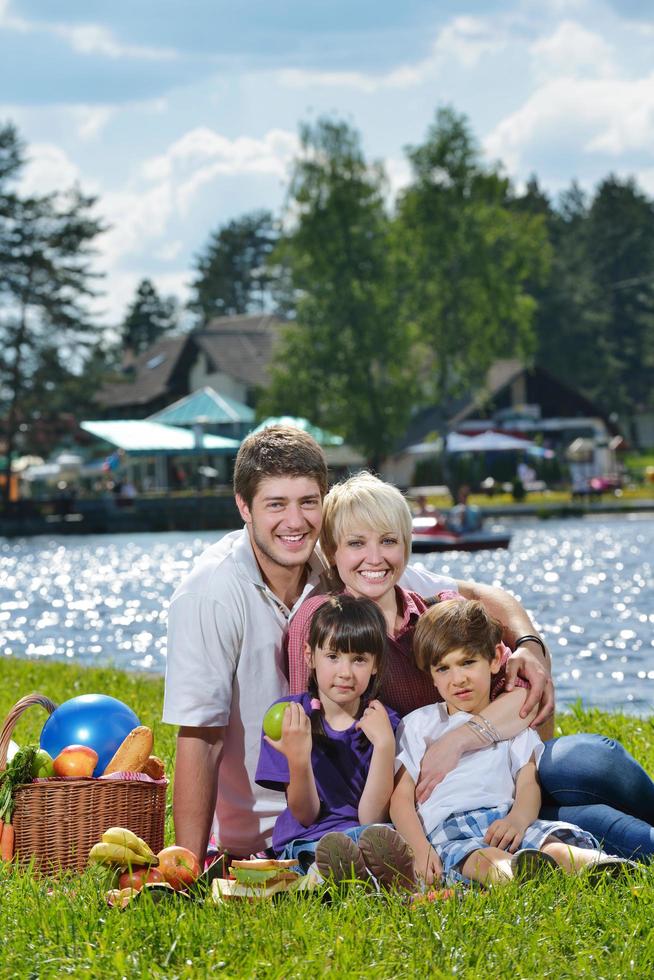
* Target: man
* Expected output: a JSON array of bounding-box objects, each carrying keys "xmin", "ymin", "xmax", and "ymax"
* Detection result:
[{"xmin": 163, "ymin": 425, "xmax": 552, "ymax": 863}]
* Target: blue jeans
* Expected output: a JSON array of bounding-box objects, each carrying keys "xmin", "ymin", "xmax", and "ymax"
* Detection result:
[{"xmin": 539, "ymin": 734, "xmax": 654, "ymax": 860}]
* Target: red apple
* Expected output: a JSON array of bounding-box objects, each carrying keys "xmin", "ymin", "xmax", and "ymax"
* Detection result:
[
  {"xmin": 157, "ymin": 846, "xmax": 200, "ymax": 891},
  {"xmin": 118, "ymin": 867, "xmax": 164, "ymax": 892},
  {"xmin": 53, "ymin": 744, "xmax": 98, "ymax": 778}
]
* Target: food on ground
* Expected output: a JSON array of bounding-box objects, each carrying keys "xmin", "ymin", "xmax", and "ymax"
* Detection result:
[
  {"xmin": 40, "ymin": 694, "xmax": 140, "ymax": 776},
  {"xmin": 214, "ymin": 857, "xmax": 301, "ymax": 901},
  {"xmin": 262, "ymin": 701, "xmax": 291, "ymax": 741},
  {"xmin": 141, "ymin": 755, "xmax": 166, "ymax": 779},
  {"xmin": 102, "ymin": 726, "xmax": 154, "ymax": 775},
  {"xmin": 30, "ymin": 748, "xmax": 55, "ymax": 779},
  {"xmin": 101, "ymin": 826, "xmax": 156, "ymax": 859},
  {"xmin": 105, "ymin": 887, "xmax": 136, "ymax": 909},
  {"xmin": 89, "ymin": 840, "xmax": 159, "ymax": 868},
  {"xmin": 118, "ymin": 867, "xmax": 164, "ymax": 891},
  {"xmin": 53, "ymin": 744, "xmax": 98, "ymax": 778},
  {"xmin": 156, "ymin": 845, "xmax": 201, "ymax": 890},
  {"xmin": 88, "ymin": 828, "xmax": 159, "ymax": 869}
]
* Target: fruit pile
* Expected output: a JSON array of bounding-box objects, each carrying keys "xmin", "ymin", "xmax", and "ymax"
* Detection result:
[{"xmin": 88, "ymin": 828, "xmax": 200, "ymax": 908}]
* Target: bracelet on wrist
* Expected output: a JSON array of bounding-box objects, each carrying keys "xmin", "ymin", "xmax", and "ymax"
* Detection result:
[{"xmin": 514, "ymin": 634, "xmax": 547, "ymax": 658}]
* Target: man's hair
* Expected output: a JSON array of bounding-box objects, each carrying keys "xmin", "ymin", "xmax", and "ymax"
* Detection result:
[
  {"xmin": 320, "ymin": 471, "xmax": 413, "ymax": 566},
  {"xmin": 233, "ymin": 424, "xmax": 328, "ymax": 506},
  {"xmin": 413, "ymin": 599, "xmax": 503, "ymax": 672}
]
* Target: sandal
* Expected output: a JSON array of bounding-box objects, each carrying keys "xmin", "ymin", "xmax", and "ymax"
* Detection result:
[
  {"xmin": 315, "ymin": 833, "xmax": 369, "ymax": 884},
  {"xmin": 358, "ymin": 825, "xmax": 416, "ymax": 891}
]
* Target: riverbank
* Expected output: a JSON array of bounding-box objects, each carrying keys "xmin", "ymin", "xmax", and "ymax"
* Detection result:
[{"xmin": 1, "ymin": 659, "xmax": 653, "ymax": 977}]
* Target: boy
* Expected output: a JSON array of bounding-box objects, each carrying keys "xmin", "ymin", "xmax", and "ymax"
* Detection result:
[{"xmin": 390, "ymin": 599, "xmax": 631, "ymax": 885}]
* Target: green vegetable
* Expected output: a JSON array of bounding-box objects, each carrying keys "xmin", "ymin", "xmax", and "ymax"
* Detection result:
[{"xmin": 0, "ymin": 745, "xmax": 38, "ymax": 823}]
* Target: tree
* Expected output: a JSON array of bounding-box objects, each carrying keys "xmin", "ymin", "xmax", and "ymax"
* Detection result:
[
  {"xmin": 261, "ymin": 118, "xmax": 417, "ymax": 467},
  {"xmin": 0, "ymin": 122, "xmax": 105, "ymax": 506},
  {"xmin": 189, "ymin": 210, "xmax": 277, "ymax": 323},
  {"xmin": 121, "ymin": 278, "xmax": 177, "ymax": 355},
  {"xmin": 393, "ymin": 108, "xmax": 550, "ymax": 418},
  {"xmin": 585, "ymin": 176, "xmax": 654, "ymax": 418}
]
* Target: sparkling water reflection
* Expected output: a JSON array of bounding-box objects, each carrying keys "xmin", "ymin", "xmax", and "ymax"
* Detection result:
[{"xmin": 0, "ymin": 517, "xmax": 652, "ymax": 713}]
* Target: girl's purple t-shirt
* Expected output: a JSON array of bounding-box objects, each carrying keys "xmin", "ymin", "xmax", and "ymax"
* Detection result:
[{"xmin": 255, "ymin": 692, "xmax": 401, "ymax": 853}]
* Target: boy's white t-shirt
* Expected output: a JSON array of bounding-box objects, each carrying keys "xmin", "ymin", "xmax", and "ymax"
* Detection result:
[{"xmin": 395, "ymin": 702, "xmax": 544, "ymax": 838}]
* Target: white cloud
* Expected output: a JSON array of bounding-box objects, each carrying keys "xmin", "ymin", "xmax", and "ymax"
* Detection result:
[
  {"xmin": 71, "ymin": 106, "xmax": 116, "ymax": 141},
  {"xmin": 484, "ymin": 71, "xmax": 654, "ymax": 178},
  {"xmin": 278, "ymin": 15, "xmax": 506, "ymax": 93},
  {"xmin": 141, "ymin": 127, "xmax": 299, "ymax": 215},
  {"xmin": 55, "ymin": 24, "xmax": 178, "ymax": 61},
  {"xmin": 530, "ymin": 20, "xmax": 615, "ymax": 80},
  {"xmin": 18, "ymin": 142, "xmax": 82, "ymax": 195}
]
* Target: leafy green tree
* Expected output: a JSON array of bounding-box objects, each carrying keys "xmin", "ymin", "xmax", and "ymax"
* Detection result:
[
  {"xmin": 190, "ymin": 210, "xmax": 277, "ymax": 323},
  {"xmin": 121, "ymin": 278, "xmax": 177, "ymax": 355},
  {"xmin": 585, "ymin": 176, "xmax": 654, "ymax": 418},
  {"xmin": 394, "ymin": 108, "xmax": 550, "ymax": 413},
  {"xmin": 0, "ymin": 122, "xmax": 105, "ymax": 506},
  {"xmin": 261, "ymin": 118, "xmax": 417, "ymax": 467}
]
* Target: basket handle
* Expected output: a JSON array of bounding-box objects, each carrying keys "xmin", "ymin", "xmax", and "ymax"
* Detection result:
[{"xmin": 0, "ymin": 693, "xmax": 58, "ymax": 771}]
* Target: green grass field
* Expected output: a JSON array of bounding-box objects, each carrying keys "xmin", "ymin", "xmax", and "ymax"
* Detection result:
[{"xmin": 1, "ymin": 658, "xmax": 653, "ymax": 979}]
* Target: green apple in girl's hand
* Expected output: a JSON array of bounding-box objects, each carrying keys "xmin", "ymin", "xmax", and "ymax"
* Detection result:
[{"xmin": 263, "ymin": 702, "xmax": 291, "ymax": 741}]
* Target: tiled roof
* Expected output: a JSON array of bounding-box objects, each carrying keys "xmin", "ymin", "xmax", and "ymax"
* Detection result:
[
  {"xmin": 195, "ymin": 313, "xmax": 284, "ymax": 388},
  {"xmin": 96, "ymin": 335, "xmax": 190, "ymax": 409}
]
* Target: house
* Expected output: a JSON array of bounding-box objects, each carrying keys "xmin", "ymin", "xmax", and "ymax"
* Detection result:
[
  {"xmin": 95, "ymin": 314, "xmax": 285, "ymax": 419},
  {"xmin": 381, "ymin": 360, "xmax": 624, "ymax": 488}
]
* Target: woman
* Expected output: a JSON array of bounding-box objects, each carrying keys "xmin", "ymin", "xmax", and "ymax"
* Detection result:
[{"xmin": 286, "ymin": 471, "xmax": 654, "ymax": 860}]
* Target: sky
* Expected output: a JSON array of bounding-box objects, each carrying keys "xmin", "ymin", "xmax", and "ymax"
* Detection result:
[{"xmin": 2, "ymin": 0, "xmax": 653, "ymax": 328}]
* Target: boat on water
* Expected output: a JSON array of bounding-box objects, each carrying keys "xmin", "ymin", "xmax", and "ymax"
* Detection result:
[{"xmin": 411, "ymin": 515, "xmax": 512, "ymax": 553}]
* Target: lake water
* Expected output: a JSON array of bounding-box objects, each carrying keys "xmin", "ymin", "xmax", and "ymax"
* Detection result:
[{"xmin": 0, "ymin": 515, "xmax": 652, "ymax": 713}]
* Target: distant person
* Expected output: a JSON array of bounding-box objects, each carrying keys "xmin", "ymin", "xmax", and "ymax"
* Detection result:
[{"xmin": 445, "ymin": 484, "xmax": 482, "ymax": 534}]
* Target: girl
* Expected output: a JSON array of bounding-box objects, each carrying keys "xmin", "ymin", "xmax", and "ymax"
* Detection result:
[{"xmin": 255, "ymin": 594, "xmax": 414, "ymax": 886}]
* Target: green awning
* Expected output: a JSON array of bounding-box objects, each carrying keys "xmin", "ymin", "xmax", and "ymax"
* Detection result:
[
  {"xmin": 252, "ymin": 416, "xmax": 344, "ymax": 447},
  {"xmin": 80, "ymin": 420, "xmax": 240, "ymax": 456},
  {"xmin": 149, "ymin": 387, "xmax": 254, "ymax": 426}
]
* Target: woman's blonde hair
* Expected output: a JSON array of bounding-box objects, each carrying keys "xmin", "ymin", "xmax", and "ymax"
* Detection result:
[{"xmin": 320, "ymin": 471, "xmax": 413, "ymax": 566}]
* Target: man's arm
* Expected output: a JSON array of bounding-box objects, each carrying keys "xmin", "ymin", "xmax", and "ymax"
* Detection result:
[
  {"xmin": 457, "ymin": 578, "xmax": 554, "ymax": 733},
  {"xmin": 173, "ymin": 726, "xmax": 225, "ymax": 864}
]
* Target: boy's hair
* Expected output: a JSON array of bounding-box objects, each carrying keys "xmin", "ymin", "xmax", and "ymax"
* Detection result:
[
  {"xmin": 307, "ymin": 595, "xmax": 387, "ymax": 742},
  {"xmin": 233, "ymin": 424, "xmax": 328, "ymax": 506},
  {"xmin": 320, "ymin": 471, "xmax": 413, "ymax": 566},
  {"xmin": 413, "ymin": 599, "xmax": 503, "ymax": 673}
]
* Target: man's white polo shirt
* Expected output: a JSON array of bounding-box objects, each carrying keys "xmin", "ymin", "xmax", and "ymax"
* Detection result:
[{"xmin": 163, "ymin": 528, "xmax": 325, "ymax": 855}]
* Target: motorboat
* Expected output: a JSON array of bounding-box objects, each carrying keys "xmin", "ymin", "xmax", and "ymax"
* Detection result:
[{"xmin": 411, "ymin": 514, "xmax": 512, "ymax": 553}]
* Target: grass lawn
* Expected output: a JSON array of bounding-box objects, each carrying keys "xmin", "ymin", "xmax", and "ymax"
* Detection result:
[{"xmin": 1, "ymin": 658, "xmax": 653, "ymax": 978}]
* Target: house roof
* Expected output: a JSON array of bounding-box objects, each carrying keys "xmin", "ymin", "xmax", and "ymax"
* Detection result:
[
  {"xmin": 97, "ymin": 335, "xmax": 191, "ymax": 410},
  {"xmin": 148, "ymin": 387, "xmax": 255, "ymax": 426},
  {"xmin": 195, "ymin": 313, "xmax": 284, "ymax": 389},
  {"xmin": 398, "ymin": 360, "xmax": 617, "ymax": 451},
  {"xmin": 80, "ymin": 420, "xmax": 240, "ymax": 456}
]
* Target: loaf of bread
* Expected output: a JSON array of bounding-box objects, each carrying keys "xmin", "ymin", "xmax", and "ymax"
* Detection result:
[
  {"xmin": 141, "ymin": 755, "xmax": 166, "ymax": 779},
  {"xmin": 102, "ymin": 726, "xmax": 153, "ymax": 775}
]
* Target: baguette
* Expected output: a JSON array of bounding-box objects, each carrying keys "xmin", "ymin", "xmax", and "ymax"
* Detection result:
[{"xmin": 103, "ymin": 726, "xmax": 153, "ymax": 775}]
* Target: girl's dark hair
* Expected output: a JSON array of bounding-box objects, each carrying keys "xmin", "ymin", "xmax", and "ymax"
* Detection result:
[{"xmin": 306, "ymin": 595, "xmax": 387, "ymax": 744}]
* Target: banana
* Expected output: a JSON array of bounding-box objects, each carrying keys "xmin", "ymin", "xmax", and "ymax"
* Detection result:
[
  {"xmin": 88, "ymin": 841, "xmax": 158, "ymax": 868},
  {"xmin": 102, "ymin": 827, "xmax": 156, "ymax": 859}
]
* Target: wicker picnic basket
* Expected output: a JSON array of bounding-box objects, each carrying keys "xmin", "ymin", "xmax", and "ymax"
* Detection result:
[{"xmin": 0, "ymin": 693, "xmax": 167, "ymax": 874}]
